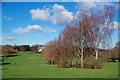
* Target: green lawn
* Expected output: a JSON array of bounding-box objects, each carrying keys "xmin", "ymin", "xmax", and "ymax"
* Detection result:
[{"xmin": 2, "ymin": 51, "xmax": 119, "ymax": 78}]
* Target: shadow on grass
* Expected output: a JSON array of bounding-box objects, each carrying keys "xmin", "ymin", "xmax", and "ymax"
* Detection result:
[
  {"xmin": 2, "ymin": 54, "xmax": 19, "ymax": 58},
  {"xmin": 0, "ymin": 54, "xmax": 19, "ymax": 66},
  {"xmin": 1, "ymin": 62, "xmax": 11, "ymax": 65},
  {"xmin": 2, "ymin": 68, "xmax": 7, "ymax": 71},
  {"xmin": 0, "ymin": 58, "xmax": 3, "ymax": 62}
]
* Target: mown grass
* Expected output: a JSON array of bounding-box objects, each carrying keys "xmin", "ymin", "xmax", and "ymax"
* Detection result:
[{"xmin": 2, "ymin": 51, "xmax": 119, "ymax": 78}]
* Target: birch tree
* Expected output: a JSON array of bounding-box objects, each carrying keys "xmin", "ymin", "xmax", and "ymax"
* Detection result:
[{"xmin": 91, "ymin": 5, "xmax": 115, "ymax": 60}]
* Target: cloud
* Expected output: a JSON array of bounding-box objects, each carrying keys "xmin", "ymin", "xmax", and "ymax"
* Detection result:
[
  {"xmin": 53, "ymin": 4, "xmax": 65, "ymax": 11},
  {"xmin": 43, "ymin": 28, "xmax": 56, "ymax": 32},
  {"xmin": 112, "ymin": 21, "xmax": 119, "ymax": 30},
  {"xmin": 76, "ymin": 2, "xmax": 117, "ymax": 11},
  {"xmin": 3, "ymin": 16, "xmax": 13, "ymax": 20},
  {"xmin": 3, "ymin": 36, "xmax": 14, "ymax": 41},
  {"xmin": 30, "ymin": 9, "xmax": 50, "ymax": 20},
  {"xmin": 30, "ymin": 3, "xmax": 117, "ymax": 25},
  {"xmin": 81, "ymin": 2, "xmax": 98, "ymax": 9},
  {"xmin": 0, "ymin": 38, "xmax": 2, "ymax": 43},
  {"xmin": 13, "ymin": 25, "xmax": 56, "ymax": 34},
  {"xmin": 30, "ymin": 4, "xmax": 75, "ymax": 25},
  {"xmin": 52, "ymin": 4, "xmax": 75, "ymax": 25}
]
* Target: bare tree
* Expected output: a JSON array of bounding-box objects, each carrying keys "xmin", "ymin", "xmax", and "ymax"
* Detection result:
[
  {"xmin": 41, "ymin": 3, "xmax": 115, "ymax": 69},
  {"xmin": 91, "ymin": 5, "xmax": 115, "ymax": 60}
]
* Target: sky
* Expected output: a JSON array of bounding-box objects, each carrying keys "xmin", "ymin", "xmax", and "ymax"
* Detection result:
[
  {"xmin": 2, "ymin": 0, "xmax": 119, "ymax": 2},
  {"xmin": 1, "ymin": 2, "xmax": 119, "ymax": 48}
]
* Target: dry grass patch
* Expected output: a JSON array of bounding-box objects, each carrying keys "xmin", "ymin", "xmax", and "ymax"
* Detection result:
[{"xmin": 27, "ymin": 58, "xmax": 35, "ymax": 60}]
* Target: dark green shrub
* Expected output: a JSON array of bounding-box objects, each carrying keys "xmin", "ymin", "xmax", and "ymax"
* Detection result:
[{"xmin": 14, "ymin": 45, "xmax": 30, "ymax": 51}]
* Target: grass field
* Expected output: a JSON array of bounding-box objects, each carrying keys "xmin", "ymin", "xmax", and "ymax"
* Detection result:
[{"xmin": 2, "ymin": 51, "xmax": 119, "ymax": 78}]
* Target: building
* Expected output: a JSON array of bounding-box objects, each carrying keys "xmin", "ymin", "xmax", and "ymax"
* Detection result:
[{"xmin": 38, "ymin": 46, "xmax": 45, "ymax": 53}]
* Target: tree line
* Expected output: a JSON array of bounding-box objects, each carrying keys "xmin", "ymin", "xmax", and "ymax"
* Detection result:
[
  {"xmin": 41, "ymin": 5, "xmax": 118, "ymax": 69},
  {"xmin": 1, "ymin": 44, "xmax": 44, "ymax": 54}
]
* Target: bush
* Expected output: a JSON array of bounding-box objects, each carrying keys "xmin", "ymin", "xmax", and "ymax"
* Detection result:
[
  {"xmin": 30, "ymin": 45, "xmax": 39, "ymax": 52},
  {"xmin": 57, "ymin": 57, "xmax": 72, "ymax": 68},
  {"xmin": 98, "ymin": 50, "xmax": 111, "ymax": 62},
  {"xmin": 84, "ymin": 56, "xmax": 103, "ymax": 69},
  {"xmin": 110, "ymin": 47, "xmax": 119, "ymax": 62},
  {"xmin": 2, "ymin": 45, "xmax": 18, "ymax": 54},
  {"xmin": 14, "ymin": 45, "xmax": 30, "ymax": 51}
]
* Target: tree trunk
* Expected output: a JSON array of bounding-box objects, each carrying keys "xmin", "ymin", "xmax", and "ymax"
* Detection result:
[
  {"xmin": 95, "ymin": 49, "xmax": 98, "ymax": 60},
  {"xmin": 60, "ymin": 57, "xmax": 62, "ymax": 67},
  {"xmin": 80, "ymin": 48, "xmax": 84, "ymax": 68}
]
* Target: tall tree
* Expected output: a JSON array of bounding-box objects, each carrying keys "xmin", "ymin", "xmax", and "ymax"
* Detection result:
[{"xmin": 91, "ymin": 5, "xmax": 115, "ymax": 60}]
